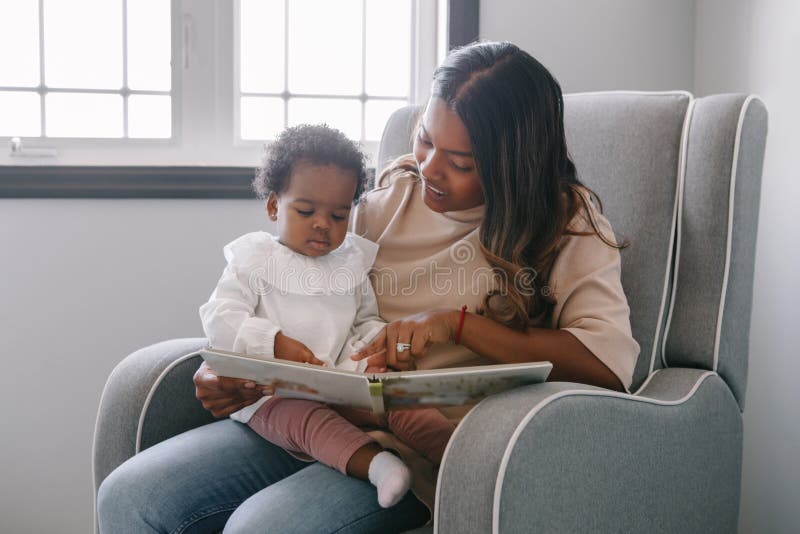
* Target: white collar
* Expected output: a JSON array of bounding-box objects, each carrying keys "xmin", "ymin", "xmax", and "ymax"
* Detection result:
[{"xmin": 225, "ymin": 231, "xmax": 379, "ymax": 296}]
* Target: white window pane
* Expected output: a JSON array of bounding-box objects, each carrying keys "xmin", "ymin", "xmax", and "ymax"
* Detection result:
[
  {"xmin": 128, "ymin": 95, "xmax": 171, "ymax": 138},
  {"xmin": 365, "ymin": 0, "xmax": 410, "ymax": 96},
  {"xmin": 240, "ymin": 0, "xmax": 284, "ymax": 93},
  {"xmin": 365, "ymin": 99, "xmax": 407, "ymax": 141},
  {"xmin": 0, "ymin": 92, "xmax": 41, "ymax": 137},
  {"xmin": 0, "ymin": 0, "xmax": 40, "ymax": 86},
  {"xmin": 241, "ymin": 97, "xmax": 285, "ymax": 140},
  {"xmin": 46, "ymin": 93, "xmax": 123, "ymax": 137},
  {"xmin": 288, "ymin": 0, "xmax": 361, "ymax": 95},
  {"xmin": 127, "ymin": 0, "xmax": 171, "ymax": 91},
  {"xmin": 288, "ymin": 98, "xmax": 361, "ymax": 140},
  {"xmin": 44, "ymin": 0, "xmax": 122, "ymax": 89}
]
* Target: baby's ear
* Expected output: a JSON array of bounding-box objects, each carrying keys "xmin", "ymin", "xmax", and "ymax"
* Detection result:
[{"xmin": 266, "ymin": 192, "xmax": 278, "ymax": 220}]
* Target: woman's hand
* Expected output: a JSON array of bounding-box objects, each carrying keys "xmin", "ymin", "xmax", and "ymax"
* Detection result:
[
  {"xmin": 193, "ymin": 360, "xmax": 268, "ymax": 418},
  {"xmin": 351, "ymin": 309, "xmax": 458, "ymax": 370},
  {"xmin": 274, "ymin": 332, "xmax": 325, "ymax": 366}
]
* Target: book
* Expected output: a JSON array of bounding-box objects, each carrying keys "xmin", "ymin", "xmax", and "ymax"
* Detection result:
[{"xmin": 200, "ymin": 348, "xmax": 552, "ymax": 414}]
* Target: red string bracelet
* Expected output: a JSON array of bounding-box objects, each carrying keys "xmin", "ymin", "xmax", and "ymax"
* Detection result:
[{"xmin": 454, "ymin": 305, "xmax": 468, "ymax": 345}]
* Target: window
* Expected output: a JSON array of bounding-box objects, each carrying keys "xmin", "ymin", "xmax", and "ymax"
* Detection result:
[
  {"xmin": 0, "ymin": 0, "xmax": 439, "ymax": 168},
  {"xmin": 0, "ymin": 0, "xmax": 172, "ymax": 140},
  {"xmin": 238, "ymin": 0, "xmax": 412, "ymax": 144}
]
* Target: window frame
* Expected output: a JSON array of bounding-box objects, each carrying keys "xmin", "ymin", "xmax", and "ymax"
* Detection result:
[
  {"xmin": 0, "ymin": 0, "xmax": 180, "ymax": 156},
  {"xmin": 0, "ymin": 0, "xmax": 478, "ymax": 198}
]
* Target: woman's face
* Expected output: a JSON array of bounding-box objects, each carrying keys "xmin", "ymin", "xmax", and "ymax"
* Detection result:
[{"xmin": 413, "ymin": 97, "xmax": 484, "ymax": 213}]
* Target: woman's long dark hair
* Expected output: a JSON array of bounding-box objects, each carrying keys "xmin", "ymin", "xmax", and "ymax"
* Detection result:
[{"xmin": 430, "ymin": 41, "xmax": 625, "ymax": 330}]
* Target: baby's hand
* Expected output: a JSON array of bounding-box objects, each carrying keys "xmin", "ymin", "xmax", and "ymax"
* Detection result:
[{"xmin": 274, "ymin": 332, "xmax": 325, "ymax": 366}]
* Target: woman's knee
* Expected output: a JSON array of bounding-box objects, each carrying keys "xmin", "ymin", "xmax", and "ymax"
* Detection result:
[
  {"xmin": 98, "ymin": 458, "xmax": 233, "ymax": 534},
  {"xmin": 97, "ymin": 461, "xmax": 158, "ymax": 533}
]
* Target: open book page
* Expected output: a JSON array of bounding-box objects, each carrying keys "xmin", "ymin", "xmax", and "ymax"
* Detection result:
[
  {"xmin": 200, "ymin": 348, "xmax": 552, "ymax": 413},
  {"xmin": 378, "ymin": 363, "xmax": 552, "ymax": 410},
  {"xmin": 200, "ymin": 349, "xmax": 379, "ymax": 411}
]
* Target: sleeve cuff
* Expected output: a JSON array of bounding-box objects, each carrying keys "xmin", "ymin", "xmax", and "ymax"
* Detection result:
[
  {"xmin": 356, "ymin": 322, "xmax": 385, "ymax": 347},
  {"xmin": 562, "ymin": 323, "xmax": 639, "ymax": 393},
  {"xmin": 232, "ymin": 317, "xmax": 281, "ymax": 358}
]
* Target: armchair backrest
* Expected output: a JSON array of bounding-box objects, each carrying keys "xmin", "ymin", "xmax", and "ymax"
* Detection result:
[
  {"xmin": 562, "ymin": 92, "xmax": 690, "ymax": 391},
  {"xmin": 376, "ymin": 92, "xmax": 766, "ymax": 399}
]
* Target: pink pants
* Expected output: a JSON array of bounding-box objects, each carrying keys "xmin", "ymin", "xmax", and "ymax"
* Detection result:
[{"xmin": 248, "ymin": 397, "xmax": 455, "ymax": 475}]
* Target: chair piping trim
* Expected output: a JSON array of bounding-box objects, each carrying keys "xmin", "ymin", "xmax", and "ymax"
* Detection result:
[
  {"xmin": 432, "ymin": 394, "xmax": 484, "ymax": 534},
  {"xmin": 632, "ymin": 367, "xmax": 663, "ymax": 396},
  {"xmin": 713, "ymin": 95, "xmax": 761, "ymax": 371},
  {"xmin": 135, "ymin": 351, "xmax": 202, "ymax": 453},
  {"xmin": 490, "ymin": 370, "xmax": 716, "ymax": 534},
  {"xmin": 661, "ymin": 98, "xmax": 696, "ymax": 369}
]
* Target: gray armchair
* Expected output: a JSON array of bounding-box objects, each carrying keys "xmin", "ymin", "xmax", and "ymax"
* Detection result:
[{"xmin": 93, "ymin": 92, "xmax": 767, "ymax": 533}]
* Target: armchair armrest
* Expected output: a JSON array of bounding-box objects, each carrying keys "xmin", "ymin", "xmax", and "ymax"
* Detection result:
[
  {"xmin": 435, "ymin": 368, "xmax": 742, "ymax": 533},
  {"xmin": 92, "ymin": 338, "xmax": 215, "ymax": 495}
]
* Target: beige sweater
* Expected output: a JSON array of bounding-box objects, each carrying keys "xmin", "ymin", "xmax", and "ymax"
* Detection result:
[
  {"xmin": 353, "ymin": 167, "xmax": 639, "ymax": 389},
  {"xmin": 352, "ymin": 165, "xmax": 640, "ymax": 512}
]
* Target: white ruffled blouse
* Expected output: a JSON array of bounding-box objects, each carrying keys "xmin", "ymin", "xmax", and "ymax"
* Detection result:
[{"xmin": 199, "ymin": 231, "xmax": 385, "ymax": 422}]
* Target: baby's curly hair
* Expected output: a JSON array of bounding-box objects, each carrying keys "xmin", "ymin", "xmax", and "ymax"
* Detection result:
[{"xmin": 253, "ymin": 124, "xmax": 367, "ymax": 202}]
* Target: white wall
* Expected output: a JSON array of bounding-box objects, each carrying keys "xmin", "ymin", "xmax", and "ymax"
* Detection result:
[
  {"xmin": 0, "ymin": 199, "xmax": 269, "ymax": 533},
  {"xmin": 480, "ymin": 0, "xmax": 696, "ymax": 93},
  {"xmin": 694, "ymin": 2, "xmax": 800, "ymax": 533}
]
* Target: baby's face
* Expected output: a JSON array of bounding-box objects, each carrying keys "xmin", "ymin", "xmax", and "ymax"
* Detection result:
[{"xmin": 267, "ymin": 161, "xmax": 357, "ymax": 257}]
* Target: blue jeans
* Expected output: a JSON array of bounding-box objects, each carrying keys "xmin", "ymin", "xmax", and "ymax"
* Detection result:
[{"xmin": 97, "ymin": 419, "xmax": 430, "ymax": 533}]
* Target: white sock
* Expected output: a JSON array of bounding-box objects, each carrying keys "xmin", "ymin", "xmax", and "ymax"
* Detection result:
[{"xmin": 367, "ymin": 451, "xmax": 412, "ymax": 508}]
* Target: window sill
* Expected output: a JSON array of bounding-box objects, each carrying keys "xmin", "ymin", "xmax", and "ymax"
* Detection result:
[{"xmin": 0, "ymin": 166, "xmax": 257, "ymax": 198}]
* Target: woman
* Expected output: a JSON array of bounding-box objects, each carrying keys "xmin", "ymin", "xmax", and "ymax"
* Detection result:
[{"xmin": 97, "ymin": 41, "xmax": 639, "ymax": 533}]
